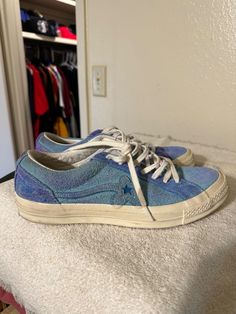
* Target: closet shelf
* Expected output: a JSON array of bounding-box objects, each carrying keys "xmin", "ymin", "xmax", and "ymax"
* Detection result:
[
  {"xmin": 21, "ymin": 0, "xmax": 76, "ymax": 14},
  {"xmin": 56, "ymin": 0, "xmax": 76, "ymax": 6},
  {"xmin": 22, "ymin": 31, "xmax": 77, "ymax": 46}
]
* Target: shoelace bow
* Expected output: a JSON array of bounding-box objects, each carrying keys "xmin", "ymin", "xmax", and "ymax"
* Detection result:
[
  {"xmin": 102, "ymin": 126, "xmax": 155, "ymax": 150},
  {"xmin": 67, "ymin": 127, "xmax": 179, "ymax": 208}
]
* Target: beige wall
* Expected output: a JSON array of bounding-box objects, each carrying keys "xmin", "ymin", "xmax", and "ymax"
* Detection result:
[{"xmin": 86, "ymin": 0, "xmax": 236, "ymax": 151}]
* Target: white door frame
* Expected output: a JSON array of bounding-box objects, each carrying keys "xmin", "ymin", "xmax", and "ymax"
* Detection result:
[
  {"xmin": 0, "ymin": 0, "xmax": 34, "ymax": 156},
  {"xmin": 0, "ymin": 28, "xmax": 16, "ymax": 175},
  {"xmin": 77, "ymin": 0, "xmax": 89, "ymax": 137}
]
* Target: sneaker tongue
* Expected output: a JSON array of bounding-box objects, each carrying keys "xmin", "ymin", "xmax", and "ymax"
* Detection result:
[
  {"xmin": 86, "ymin": 129, "xmax": 103, "ymax": 140},
  {"xmin": 76, "ymin": 129, "xmax": 103, "ymax": 145}
]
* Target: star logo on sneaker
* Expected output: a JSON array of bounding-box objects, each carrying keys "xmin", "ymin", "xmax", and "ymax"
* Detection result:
[{"xmin": 112, "ymin": 176, "xmax": 137, "ymax": 206}]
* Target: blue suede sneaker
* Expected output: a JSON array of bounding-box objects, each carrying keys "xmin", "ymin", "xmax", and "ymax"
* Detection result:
[
  {"xmin": 35, "ymin": 127, "xmax": 194, "ymax": 166},
  {"xmin": 15, "ymin": 135, "xmax": 228, "ymax": 228}
]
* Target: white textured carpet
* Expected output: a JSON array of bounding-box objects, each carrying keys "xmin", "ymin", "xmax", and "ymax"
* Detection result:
[{"xmin": 0, "ymin": 138, "xmax": 236, "ymax": 314}]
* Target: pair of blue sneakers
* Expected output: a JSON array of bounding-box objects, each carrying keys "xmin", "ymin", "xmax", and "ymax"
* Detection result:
[{"xmin": 15, "ymin": 127, "xmax": 228, "ymax": 228}]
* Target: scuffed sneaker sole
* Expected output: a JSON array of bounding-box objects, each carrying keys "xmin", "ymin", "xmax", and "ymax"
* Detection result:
[
  {"xmin": 173, "ymin": 148, "xmax": 195, "ymax": 166},
  {"xmin": 16, "ymin": 170, "xmax": 228, "ymax": 229}
]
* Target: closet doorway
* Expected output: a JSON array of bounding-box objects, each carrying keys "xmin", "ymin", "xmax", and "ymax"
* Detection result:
[{"xmin": 0, "ymin": 0, "xmax": 89, "ymax": 157}]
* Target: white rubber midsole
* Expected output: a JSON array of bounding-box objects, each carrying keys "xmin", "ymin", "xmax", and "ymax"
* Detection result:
[{"xmin": 16, "ymin": 170, "xmax": 228, "ymax": 228}]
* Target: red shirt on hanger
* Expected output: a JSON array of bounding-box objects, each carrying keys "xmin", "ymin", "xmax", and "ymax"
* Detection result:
[{"xmin": 28, "ymin": 64, "xmax": 49, "ymax": 140}]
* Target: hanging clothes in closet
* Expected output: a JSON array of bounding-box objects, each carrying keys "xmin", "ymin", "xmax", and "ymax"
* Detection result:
[{"xmin": 25, "ymin": 44, "xmax": 80, "ymax": 143}]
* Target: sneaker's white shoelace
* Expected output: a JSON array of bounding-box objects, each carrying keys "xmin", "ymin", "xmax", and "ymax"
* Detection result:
[
  {"xmin": 101, "ymin": 126, "xmax": 155, "ymax": 151},
  {"xmin": 67, "ymin": 128, "xmax": 179, "ymax": 210}
]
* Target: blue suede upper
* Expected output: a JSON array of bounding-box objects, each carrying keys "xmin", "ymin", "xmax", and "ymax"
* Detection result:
[
  {"xmin": 35, "ymin": 131, "xmax": 187, "ymax": 161},
  {"xmin": 15, "ymin": 151, "xmax": 219, "ymax": 207},
  {"xmin": 156, "ymin": 146, "xmax": 187, "ymax": 159}
]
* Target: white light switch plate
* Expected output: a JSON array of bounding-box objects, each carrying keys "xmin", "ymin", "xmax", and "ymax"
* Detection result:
[{"xmin": 92, "ymin": 65, "xmax": 106, "ymax": 97}]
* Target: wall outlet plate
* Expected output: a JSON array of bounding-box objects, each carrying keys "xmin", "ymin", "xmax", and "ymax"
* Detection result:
[{"xmin": 92, "ymin": 65, "xmax": 106, "ymax": 97}]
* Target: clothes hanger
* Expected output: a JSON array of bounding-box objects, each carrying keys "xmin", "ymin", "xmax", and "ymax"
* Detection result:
[
  {"xmin": 67, "ymin": 51, "xmax": 76, "ymax": 70},
  {"xmin": 73, "ymin": 51, "xmax": 78, "ymax": 69},
  {"xmin": 61, "ymin": 50, "xmax": 70, "ymax": 67}
]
